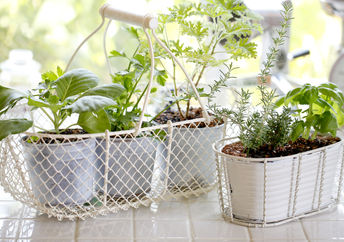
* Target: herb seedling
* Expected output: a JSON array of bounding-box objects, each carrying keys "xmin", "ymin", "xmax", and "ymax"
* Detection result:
[
  {"xmin": 276, "ymin": 82, "xmax": 344, "ymax": 139},
  {"xmin": 0, "ymin": 67, "xmax": 124, "ymax": 139},
  {"xmin": 152, "ymin": 0, "xmax": 260, "ymax": 119},
  {"xmin": 106, "ymin": 29, "xmax": 167, "ymax": 131}
]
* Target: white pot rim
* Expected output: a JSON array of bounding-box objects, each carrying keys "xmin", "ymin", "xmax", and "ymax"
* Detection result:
[
  {"xmin": 213, "ymin": 137, "xmax": 343, "ymax": 163},
  {"xmin": 23, "ymin": 117, "xmax": 223, "ymax": 139},
  {"xmin": 21, "ymin": 135, "xmax": 94, "ymax": 148}
]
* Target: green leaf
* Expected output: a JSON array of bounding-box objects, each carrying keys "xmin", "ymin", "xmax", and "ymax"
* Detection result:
[
  {"xmin": 65, "ymin": 96, "xmax": 116, "ymax": 113},
  {"xmin": 27, "ymin": 97, "xmax": 50, "ymax": 108},
  {"xmin": 150, "ymin": 87, "xmax": 157, "ymax": 93},
  {"xmin": 47, "ymin": 95, "xmax": 59, "ymax": 105},
  {"xmin": 55, "ymin": 68, "xmax": 99, "ymax": 101},
  {"xmin": 155, "ymin": 69, "xmax": 167, "ymax": 86},
  {"xmin": 0, "ymin": 119, "xmax": 33, "ymax": 141},
  {"xmin": 82, "ymin": 84, "xmax": 125, "ymax": 99},
  {"xmin": 78, "ymin": 109, "xmax": 110, "ymax": 133},
  {"xmin": 319, "ymin": 83, "xmax": 344, "ymax": 103},
  {"xmin": 41, "ymin": 71, "xmax": 58, "ymax": 81},
  {"xmin": 56, "ymin": 66, "xmax": 64, "ymax": 77},
  {"xmin": 315, "ymin": 97, "xmax": 336, "ymax": 112},
  {"xmin": 318, "ymin": 86, "xmax": 344, "ymax": 106},
  {"xmin": 333, "ymin": 102, "xmax": 344, "ymax": 126},
  {"xmin": 0, "ymin": 86, "xmax": 26, "ymax": 114},
  {"xmin": 125, "ymin": 27, "xmax": 139, "ymax": 39},
  {"xmin": 315, "ymin": 111, "xmax": 338, "ymax": 136},
  {"xmin": 305, "ymin": 115, "xmax": 317, "ymax": 128},
  {"xmin": 284, "ymin": 87, "xmax": 301, "ymax": 104},
  {"xmin": 275, "ymin": 96, "xmax": 285, "ymax": 107},
  {"xmin": 319, "ymin": 82, "xmax": 340, "ymax": 90},
  {"xmin": 110, "ymin": 50, "xmax": 127, "ymax": 58},
  {"xmin": 300, "ymin": 86, "xmax": 318, "ymax": 105},
  {"xmin": 132, "ymin": 54, "xmax": 145, "ymax": 67},
  {"xmin": 290, "ymin": 121, "xmax": 304, "ymax": 141},
  {"xmin": 157, "ymin": 75, "xmax": 166, "ymax": 86}
]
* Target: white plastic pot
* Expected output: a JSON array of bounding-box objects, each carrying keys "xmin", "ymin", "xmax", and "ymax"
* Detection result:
[
  {"xmin": 23, "ymin": 138, "xmax": 96, "ymax": 206},
  {"xmin": 96, "ymin": 136, "xmax": 158, "ymax": 197},
  {"xmin": 158, "ymin": 124, "xmax": 224, "ymax": 188},
  {"xmin": 213, "ymin": 138, "xmax": 344, "ymax": 225}
]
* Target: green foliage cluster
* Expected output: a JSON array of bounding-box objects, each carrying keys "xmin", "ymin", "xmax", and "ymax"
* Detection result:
[
  {"xmin": 106, "ymin": 28, "xmax": 167, "ymax": 131},
  {"xmin": 151, "ymin": 0, "xmax": 261, "ymax": 118},
  {"xmin": 0, "ymin": 68, "xmax": 124, "ymax": 139},
  {"xmin": 276, "ymin": 83, "xmax": 344, "ymax": 139}
]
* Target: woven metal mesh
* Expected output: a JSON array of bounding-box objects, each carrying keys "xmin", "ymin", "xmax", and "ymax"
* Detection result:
[
  {"xmin": 0, "ymin": 107, "xmax": 226, "ymax": 220},
  {"xmin": 214, "ymin": 137, "xmax": 344, "ymax": 227}
]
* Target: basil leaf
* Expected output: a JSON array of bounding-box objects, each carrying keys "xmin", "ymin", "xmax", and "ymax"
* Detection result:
[
  {"xmin": 78, "ymin": 109, "xmax": 111, "ymax": 133},
  {"xmin": 82, "ymin": 84, "xmax": 124, "ymax": 99},
  {"xmin": 0, "ymin": 119, "xmax": 33, "ymax": 141},
  {"xmin": 0, "ymin": 86, "xmax": 26, "ymax": 115},
  {"xmin": 65, "ymin": 96, "xmax": 116, "ymax": 113},
  {"xmin": 55, "ymin": 68, "xmax": 99, "ymax": 101}
]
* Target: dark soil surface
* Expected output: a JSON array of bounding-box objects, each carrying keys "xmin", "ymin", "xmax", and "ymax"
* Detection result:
[
  {"xmin": 25, "ymin": 129, "xmax": 87, "ymax": 144},
  {"xmin": 222, "ymin": 136, "xmax": 341, "ymax": 158},
  {"xmin": 154, "ymin": 107, "xmax": 223, "ymax": 128}
]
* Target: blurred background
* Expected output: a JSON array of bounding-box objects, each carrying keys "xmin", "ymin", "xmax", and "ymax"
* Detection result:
[{"xmin": 0, "ymin": 0, "xmax": 342, "ymax": 87}]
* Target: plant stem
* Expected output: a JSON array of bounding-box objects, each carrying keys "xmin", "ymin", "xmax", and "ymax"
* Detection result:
[
  {"xmin": 172, "ymin": 61, "xmax": 185, "ymax": 119},
  {"xmin": 305, "ymin": 105, "xmax": 313, "ymax": 139},
  {"xmin": 132, "ymin": 81, "xmax": 150, "ymax": 111},
  {"xmin": 127, "ymin": 71, "xmax": 145, "ymax": 103},
  {"xmin": 60, "ymin": 123, "xmax": 78, "ymax": 133},
  {"xmin": 127, "ymin": 44, "xmax": 141, "ymax": 71},
  {"xmin": 185, "ymin": 36, "xmax": 219, "ymax": 117},
  {"xmin": 57, "ymin": 112, "xmax": 68, "ymax": 128},
  {"xmin": 33, "ymin": 125, "xmax": 51, "ymax": 133},
  {"xmin": 52, "ymin": 111, "xmax": 60, "ymax": 134},
  {"xmin": 39, "ymin": 107, "xmax": 55, "ymax": 128},
  {"xmin": 118, "ymin": 68, "xmax": 145, "ymax": 118}
]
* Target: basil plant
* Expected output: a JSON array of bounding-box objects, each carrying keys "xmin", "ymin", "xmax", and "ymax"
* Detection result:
[
  {"xmin": 0, "ymin": 67, "xmax": 124, "ymax": 140},
  {"xmin": 276, "ymin": 83, "xmax": 344, "ymax": 140}
]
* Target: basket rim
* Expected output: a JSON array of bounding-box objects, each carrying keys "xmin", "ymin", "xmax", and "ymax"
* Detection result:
[
  {"xmin": 23, "ymin": 117, "xmax": 222, "ymax": 139},
  {"xmin": 213, "ymin": 136, "xmax": 343, "ymax": 163}
]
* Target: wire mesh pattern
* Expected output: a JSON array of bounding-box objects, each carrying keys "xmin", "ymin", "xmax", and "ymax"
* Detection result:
[
  {"xmin": 0, "ymin": 107, "xmax": 225, "ymax": 220},
  {"xmin": 214, "ymin": 137, "xmax": 344, "ymax": 227}
]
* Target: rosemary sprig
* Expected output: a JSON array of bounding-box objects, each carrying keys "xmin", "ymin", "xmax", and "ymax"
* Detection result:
[{"xmin": 208, "ymin": 1, "xmax": 294, "ymax": 154}]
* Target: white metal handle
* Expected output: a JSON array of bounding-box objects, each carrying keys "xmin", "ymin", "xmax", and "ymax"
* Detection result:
[{"xmin": 99, "ymin": 3, "xmax": 158, "ymax": 29}]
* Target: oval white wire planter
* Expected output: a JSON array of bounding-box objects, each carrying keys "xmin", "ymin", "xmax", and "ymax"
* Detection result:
[{"xmin": 213, "ymin": 137, "xmax": 344, "ymax": 227}]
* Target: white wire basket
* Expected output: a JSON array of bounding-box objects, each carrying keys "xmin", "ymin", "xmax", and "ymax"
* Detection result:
[
  {"xmin": 213, "ymin": 137, "xmax": 344, "ymax": 227},
  {"xmin": 0, "ymin": 4, "xmax": 228, "ymax": 220},
  {"xmin": 0, "ymin": 109, "xmax": 225, "ymax": 220}
]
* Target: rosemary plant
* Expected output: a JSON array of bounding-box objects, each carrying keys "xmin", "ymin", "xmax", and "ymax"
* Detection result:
[{"xmin": 208, "ymin": 1, "xmax": 294, "ymax": 154}]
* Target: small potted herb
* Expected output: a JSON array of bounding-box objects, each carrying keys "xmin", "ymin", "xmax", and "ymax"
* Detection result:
[
  {"xmin": 95, "ymin": 36, "xmax": 167, "ymax": 198},
  {"xmin": 0, "ymin": 67, "xmax": 124, "ymax": 206},
  {"xmin": 149, "ymin": 0, "xmax": 260, "ymax": 190},
  {"xmin": 211, "ymin": 2, "xmax": 344, "ymax": 225}
]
